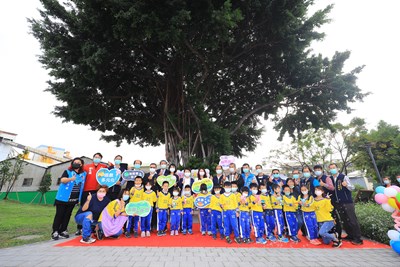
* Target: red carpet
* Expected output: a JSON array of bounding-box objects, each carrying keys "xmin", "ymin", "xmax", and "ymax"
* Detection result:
[{"xmin": 56, "ymin": 223, "xmax": 388, "ymax": 249}]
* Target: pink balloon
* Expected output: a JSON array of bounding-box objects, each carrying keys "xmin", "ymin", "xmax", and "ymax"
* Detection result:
[
  {"xmin": 375, "ymin": 193, "xmax": 388, "ymax": 204},
  {"xmin": 391, "ymin": 185, "xmax": 400, "ymax": 192}
]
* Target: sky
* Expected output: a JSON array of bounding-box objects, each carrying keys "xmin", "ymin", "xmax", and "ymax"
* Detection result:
[{"xmin": 0, "ymin": 0, "xmax": 399, "ymax": 167}]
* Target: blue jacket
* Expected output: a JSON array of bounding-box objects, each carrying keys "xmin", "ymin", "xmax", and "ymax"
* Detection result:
[
  {"xmin": 242, "ymin": 173, "xmax": 256, "ymax": 189},
  {"xmin": 56, "ymin": 169, "xmax": 86, "ymax": 203}
]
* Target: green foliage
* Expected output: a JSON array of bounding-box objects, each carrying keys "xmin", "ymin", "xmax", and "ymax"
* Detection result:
[
  {"xmin": 30, "ymin": 0, "xmax": 366, "ymax": 164},
  {"xmin": 0, "ymin": 159, "xmax": 12, "ymax": 191},
  {"xmin": 355, "ymin": 202, "xmax": 392, "ymax": 244},
  {"xmin": 38, "ymin": 173, "xmax": 52, "ymax": 204}
]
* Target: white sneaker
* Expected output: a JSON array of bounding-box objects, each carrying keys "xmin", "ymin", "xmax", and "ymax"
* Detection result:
[
  {"xmin": 175, "ymin": 230, "xmax": 179, "ymax": 236},
  {"xmin": 141, "ymin": 231, "xmax": 145, "ymax": 238},
  {"xmin": 80, "ymin": 237, "xmax": 96, "ymax": 244},
  {"xmin": 51, "ymin": 231, "xmax": 59, "ymax": 240},
  {"xmin": 170, "ymin": 231, "xmax": 174, "ymax": 236},
  {"xmin": 146, "ymin": 231, "xmax": 151, "ymax": 237}
]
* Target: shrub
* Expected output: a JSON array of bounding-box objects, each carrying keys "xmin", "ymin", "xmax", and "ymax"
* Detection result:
[{"xmin": 355, "ymin": 202, "xmax": 393, "ymax": 244}]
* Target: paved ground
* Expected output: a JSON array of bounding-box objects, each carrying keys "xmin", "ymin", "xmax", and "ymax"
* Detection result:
[{"xmin": 0, "ymin": 239, "xmax": 399, "ymax": 267}]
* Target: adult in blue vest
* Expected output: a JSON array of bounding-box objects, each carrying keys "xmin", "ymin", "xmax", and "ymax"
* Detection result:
[
  {"xmin": 300, "ymin": 166, "xmax": 317, "ymax": 196},
  {"xmin": 328, "ymin": 163, "xmax": 363, "ymax": 245},
  {"xmin": 241, "ymin": 163, "xmax": 256, "ymax": 192},
  {"xmin": 270, "ymin": 169, "xmax": 285, "ymax": 192},
  {"xmin": 52, "ymin": 158, "xmax": 86, "ymax": 240},
  {"xmin": 313, "ymin": 165, "xmax": 334, "ymax": 194}
]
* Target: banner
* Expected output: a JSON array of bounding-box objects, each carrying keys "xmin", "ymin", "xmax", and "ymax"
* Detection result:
[
  {"xmin": 157, "ymin": 175, "xmax": 177, "ymax": 189},
  {"xmin": 194, "ymin": 195, "xmax": 212, "ymax": 208},
  {"xmin": 96, "ymin": 168, "xmax": 121, "ymax": 187},
  {"xmin": 191, "ymin": 178, "xmax": 213, "ymax": 194},
  {"xmin": 122, "ymin": 170, "xmax": 145, "ymax": 181},
  {"xmin": 125, "ymin": 201, "xmax": 152, "ymax": 217}
]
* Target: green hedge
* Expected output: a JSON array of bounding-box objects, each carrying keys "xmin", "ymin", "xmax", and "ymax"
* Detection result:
[{"xmin": 355, "ymin": 202, "xmax": 393, "ymax": 244}]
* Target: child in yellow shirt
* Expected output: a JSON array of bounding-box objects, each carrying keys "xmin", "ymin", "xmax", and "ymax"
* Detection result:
[
  {"xmin": 169, "ymin": 187, "xmax": 183, "ymax": 236},
  {"xmin": 126, "ymin": 176, "xmax": 143, "ymax": 238},
  {"xmin": 141, "ymin": 180, "xmax": 157, "ymax": 237},
  {"xmin": 250, "ymin": 183, "xmax": 267, "ymax": 244},
  {"xmin": 182, "ymin": 185, "xmax": 194, "ymax": 235},
  {"xmin": 156, "ymin": 181, "xmax": 170, "ymax": 236},
  {"xmin": 298, "ymin": 185, "xmax": 320, "ymax": 245},
  {"xmin": 271, "ymin": 184, "xmax": 289, "ymax": 243},
  {"xmin": 260, "ymin": 183, "xmax": 276, "ymax": 242},
  {"xmin": 209, "ymin": 184, "xmax": 224, "ymax": 240},
  {"xmin": 282, "ymin": 185, "xmax": 300, "ymax": 243},
  {"xmin": 239, "ymin": 186, "xmax": 251, "ymax": 243},
  {"xmin": 220, "ymin": 181, "xmax": 240, "ymax": 244}
]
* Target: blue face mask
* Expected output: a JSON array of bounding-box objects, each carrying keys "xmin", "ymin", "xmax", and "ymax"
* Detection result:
[
  {"xmin": 256, "ymin": 169, "xmax": 262, "ymax": 174},
  {"xmin": 93, "ymin": 158, "xmax": 101, "ymax": 164},
  {"xmin": 122, "ymin": 195, "xmax": 129, "ymax": 201},
  {"xmin": 243, "ymin": 168, "xmax": 249, "ymax": 173},
  {"xmin": 303, "ymin": 172, "xmax": 311, "ymax": 178},
  {"xmin": 384, "ymin": 180, "xmax": 390, "ymax": 184},
  {"xmin": 285, "ymin": 192, "xmax": 291, "ymax": 196},
  {"xmin": 330, "ymin": 169, "xmax": 338, "ymax": 175},
  {"xmin": 134, "ymin": 164, "xmax": 141, "ymax": 169},
  {"xmin": 115, "ymin": 160, "xmax": 121, "ymax": 165},
  {"xmin": 397, "ymin": 178, "xmax": 400, "ymax": 183},
  {"xmin": 293, "ymin": 174, "xmax": 299, "ymax": 179},
  {"xmin": 273, "ymin": 174, "xmax": 280, "ymax": 178},
  {"xmin": 314, "ymin": 170, "xmax": 322, "ymax": 176}
]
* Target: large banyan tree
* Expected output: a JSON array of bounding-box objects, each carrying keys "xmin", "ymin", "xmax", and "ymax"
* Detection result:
[{"xmin": 30, "ymin": 0, "xmax": 366, "ymax": 165}]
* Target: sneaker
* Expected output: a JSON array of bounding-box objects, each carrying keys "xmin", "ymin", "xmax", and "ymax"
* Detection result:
[
  {"xmin": 59, "ymin": 231, "xmax": 69, "ymax": 239},
  {"xmin": 310, "ymin": 239, "xmax": 321, "ymax": 245},
  {"xmin": 134, "ymin": 232, "xmax": 139, "ymax": 238},
  {"xmin": 75, "ymin": 229, "xmax": 82, "ymax": 236},
  {"xmin": 146, "ymin": 231, "xmax": 151, "ymax": 237},
  {"xmin": 268, "ymin": 235, "xmax": 277, "ymax": 242},
  {"xmin": 125, "ymin": 232, "xmax": 131, "ymax": 238},
  {"xmin": 95, "ymin": 229, "xmax": 103, "ymax": 240},
  {"xmin": 141, "ymin": 231, "xmax": 145, "ymax": 238},
  {"xmin": 212, "ymin": 234, "xmax": 217, "ymax": 240},
  {"xmin": 226, "ymin": 236, "xmax": 232, "ymax": 244},
  {"xmin": 80, "ymin": 237, "xmax": 96, "ymax": 244},
  {"xmin": 333, "ymin": 240, "xmax": 343, "ymax": 248},
  {"xmin": 201, "ymin": 231, "xmax": 206, "ymax": 236},
  {"xmin": 171, "ymin": 231, "xmax": 174, "ymax": 236},
  {"xmin": 157, "ymin": 231, "xmax": 163, "ymax": 237},
  {"xmin": 162, "ymin": 230, "xmax": 167, "ymax": 236},
  {"xmin": 175, "ymin": 230, "xmax": 179, "ymax": 236},
  {"xmin": 234, "ymin": 237, "xmax": 241, "ymax": 244},
  {"xmin": 257, "ymin": 237, "xmax": 267, "ymax": 244},
  {"xmin": 188, "ymin": 230, "xmax": 193, "ymax": 235},
  {"xmin": 277, "ymin": 235, "xmax": 289, "ymax": 243},
  {"xmin": 290, "ymin": 236, "xmax": 300, "ymax": 243},
  {"xmin": 351, "ymin": 239, "xmax": 363, "ymax": 246},
  {"xmin": 207, "ymin": 231, "xmax": 212, "ymax": 236},
  {"xmin": 182, "ymin": 230, "xmax": 187, "ymax": 235},
  {"xmin": 242, "ymin": 238, "xmax": 248, "ymax": 244},
  {"xmin": 220, "ymin": 234, "xmax": 225, "ymax": 240},
  {"xmin": 248, "ymin": 238, "xmax": 253, "ymax": 243},
  {"xmin": 51, "ymin": 231, "xmax": 59, "ymax": 240}
]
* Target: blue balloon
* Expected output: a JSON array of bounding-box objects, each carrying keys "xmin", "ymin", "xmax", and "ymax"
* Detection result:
[
  {"xmin": 375, "ymin": 186, "xmax": 385, "ymax": 194},
  {"xmin": 390, "ymin": 240, "xmax": 400, "ymax": 254}
]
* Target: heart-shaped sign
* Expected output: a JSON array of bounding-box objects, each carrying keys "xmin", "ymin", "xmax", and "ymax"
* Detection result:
[
  {"xmin": 122, "ymin": 170, "xmax": 145, "ymax": 181},
  {"xmin": 96, "ymin": 168, "xmax": 121, "ymax": 187},
  {"xmin": 157, "ymin": 175, "xmax": 176, "ymax": 189},
  {"xmin": 194, "ymin": 195, "xmax": 212, "ymax": 208},
  {"xmin": 125, "ymin": 201, "xmax": 152, "ymax": 217},
  {"xmin": 219, "ymin": 155, "xmax": 236, "ymax": 170},
  {"xmin": 191, "ymin": 178, "xmax": 213, "ymax": 194}
]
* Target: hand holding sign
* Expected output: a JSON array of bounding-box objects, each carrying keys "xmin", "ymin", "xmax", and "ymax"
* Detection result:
[
  {"xmin": 96, "ymin": 168, "xmax": 121, "ymax": 187},
  {"xmin": 125, "ymin": 201, "xmax": 151, "ymax": 217}
]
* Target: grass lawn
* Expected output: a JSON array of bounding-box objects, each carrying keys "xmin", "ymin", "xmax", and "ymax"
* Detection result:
[{"xmin": 0, "ymin": 200, "xmax": 77, "ymax": 248}]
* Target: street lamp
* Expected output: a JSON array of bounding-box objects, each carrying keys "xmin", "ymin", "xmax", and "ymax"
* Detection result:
[{"xmin": 365, "ymin": 144, "xmax": 382, "ymax": 184}]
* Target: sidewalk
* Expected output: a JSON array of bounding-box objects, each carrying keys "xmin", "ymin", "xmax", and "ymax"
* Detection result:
[{"xmin": 0, "ymin": 239, "xmax": 398, "ymax": 267}]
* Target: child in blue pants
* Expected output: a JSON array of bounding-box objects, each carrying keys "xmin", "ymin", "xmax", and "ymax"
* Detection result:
[
  {"xmin": 282, "ymin": 185, "xmax": 300, "ymax": 243},
  {"xmin": 299, "ymin": 185, "xmax": 320, "ymax": 245},
  {"xmin": 271, "ymin": 184, "xmax": 289, "ymax": 243},
  {"xmin": 209, "ymin": 185, "xmax": 224, "ymax": 240},
  {"xmin": 198, "ymin": 184, "xmax": 212, "ymax": 235},
  {"xmin": 182, "ymin": 185, "xmax": 194, "ymax": 235},
  {"xmin": 169, "ymin": 188, "xmax": 183, "ymax": 235},
  {"xmin": 250, "ymin": 183, "xmax": 267, "ymax": 244},
  {"xmin": 156, "ymin": 181, "xmax": 170, "ymax": 236},
  {"xmin": 221, "ymin": 181, "xmax": 241, "ymax": 244},
  {"xmin": 238, "ymin": 187, "xmax": 252, "ymax": 243},
  {"xmin": 141, "ymin": 181, "xmax": 157, "ymax": 237},
  {"xmin": 260, "ymin": 183, "xmax": 276, "ymax": 241}
]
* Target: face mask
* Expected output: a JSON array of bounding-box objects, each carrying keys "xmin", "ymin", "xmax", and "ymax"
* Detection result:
[
  {"xmin": 184, "ymin": 172, "xmax": 191, "ymax": 177},
  {"xmin": 251, "ymin": 190, "xmax": 258, "ymax": 195},
  {"xmin": 284, "ymin": 192, "xmax": 290, "ymax": 196},
  {"xmin": 232, "ymin": 187, "xmax": 238, "ymax": 193},
  {"xmin": 330, "ymin": 169, "xmax": 338, "ymax": 175},
  {"xmin": 145, "ymin": 186, "xmax": 152, "ymax": 190},
  {"xmin": 315, "ymin": 170, "xmax": 322, "ymax": 176},
  {"xmin": 229, "ymin": 168, "xmax": 235, "ymax": 173},
  {"xmin": 215, "ymin": 190, "xmax": 221, "ymax": 194},
  {"xmin": 149, "ymin": 168, "xmax": 156, "ymax": 173},
  {"xmin": 199, "ymin": 171, "xmax": 205, "ymax": 176},
  {"xmin": 93, "ymin": 158, "xmax": 101, "ymax": 164},
  {"xmin": 384, "ymin": 180, "xmax": 390, "ymax": 184},
  {"xmin": 173, "ymin": 192, "xmax": 179, "ymax": 196},
  {"xmin": 242, "ymin": 192, "xmax": 249, "ymax": 197},
  {"xmin": 261, "ymin": 189, "xmax": 267, "ymax": 194},
  {"xmin": 216, "ymin": 169, "xmax": 222, "ymax": 174},
  {"xmin": 293, "ymin": 174, "xmax": 299, "ymax": 179},
  {"xmin": 315, "ymin": 190, "xmax": 323, "ymax": 196},
  {"xmin": 185, "ymin": 191, "xmax": 191, "ymax": 195},
  {"xmin": 256, "ymin": 169, "xmax": 262, "ymax": 174},
  {"xmin": 72, "ymin": 163, "xmax": 81, "ymax": 169},
  {"xmin": 397, "ymin": 178, "xmax": 400, "ymax": 183},
  {"xmin": 97, "ymin": 192, "xmax": 106, "ymax": 198},
  {"xmin": 289, "ymin": 185, "xmax": 294, "ymax": 189},
  {"xmin": 302, "ymin": 190, "xmax": 308, "ymax": 195},
  {"xmin": 170, "ymin": 168, "xmax": 176, "ymax": 172},
  {"xmin": 122, "ymin": 195, "xmax": 129, "ymax": 201},
  {"xmin": 273, "ymin": 174, "xmax": 280, "ymax": 178},
  {"xmin": 135, "ymin": 184, "xmax": 142, "ymax": 189},
  {"xmin": 243, "ymin": 168, "xmax": 249, "ymax": 173},
  {"xmin": 303, "ymin": 172, "xmax": 311, "ymax": 178},
  {"xmin": 225, "ymin": 188, "xmax": 232, "ymax": 193},
  {"xmin": 161, "ymin": 164, "xmax": 167, "ymax": 169},
  {"xmin": 114, "ymin": 160, "xmax": 121, "ymax": 165},
  {"xmin": 134, "ymin": 164, "xmax": 141, "ymax": 169}
]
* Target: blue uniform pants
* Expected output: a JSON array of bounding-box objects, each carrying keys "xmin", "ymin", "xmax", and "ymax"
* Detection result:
[
  {"xmin": 303, "ymin": 211, "xmax": 319, "ymax": 240},
  {"xmin": 157, "ymin": 209, "xmax": 168, "ymax": 231},
  {"xmin": 140, "ymin": 208, "xmax": 153, "ymax": 232},
  {"xmin": 170, "ymin": 210, "xmax": 181, "ymax": 231},
  {"xmin": 224, "ymin": 210, "xmax": 239, "ymax": 238},
  {"xmin": 285, "ymin": 211, "xmax": 298, "ymax": 237},
  {"xmin": 239, "ymin": 211, "xmax": 251, "ymax": 239},
  {"xmin": 211, "ymin": 210, "xmax": 224, "ymax": 235},
  {"xmin": 251, "ymin": 211, "xmax": 265, "ymax": 238},
  {"xmin": 199, "ymin": 208, "xmax": 211, "ymax": 232},
  {"xmin": 264, "ymin": 209, "xmax": 276, "ymax": 237},
  {"xmin": 182, "ymin": 208, "xmax": 193, "ymax": 232},
  {"xmin": 274, "ymin": 209, "xmax": 285, "ymax": 236}
]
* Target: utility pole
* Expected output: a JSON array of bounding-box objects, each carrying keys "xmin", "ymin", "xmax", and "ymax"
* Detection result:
[{"xmin": 365, "ymin": 144, "xmax": 382, "ymax": 184}]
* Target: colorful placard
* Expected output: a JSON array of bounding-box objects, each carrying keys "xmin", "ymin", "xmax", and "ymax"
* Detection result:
[
  {"xmin": 219, "ymin": 155, "xmax": 236, "ymax": 170},
  {"xmin": 125, "ymin": 201, "xmax": 152, "ymax": 217},
  {"xmin": 121, "ymin": 170, "xmax": 145, "ymax": 181},
  {"xmin": 96, "ymin": 168, "xmax": 121, "ymax": 187},
  {"xmin": 191, "ymin": 178, "xmax": 213, "ymax": 194},
  {"xmin": 194, "ymin": 195, "xmax": 212, "ymax": 208},
  {"xmin": 157, "ymin": 175, "xmax": 177, "ymax": 189}
]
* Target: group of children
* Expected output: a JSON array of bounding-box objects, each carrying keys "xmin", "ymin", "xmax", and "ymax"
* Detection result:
[{"xmin": 124, "ymin": 175, "xmax": 342, "ymax": 247}]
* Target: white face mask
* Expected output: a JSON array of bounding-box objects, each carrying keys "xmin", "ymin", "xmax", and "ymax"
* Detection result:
[
  {"xmin": 315, "ymin": 190, "xmax": 323, "ymax": 196},
  {"xmin": 145, "ymin": 186, "xmax": 152, "ymax": 190},
  {"xmin": 251, "ymin": 189, "xmax": 258, "ymax": 195},
  {"xmin": 173, "ymin": 191, "xmax": 179, "ymax": 196},
  {"xmin": 185, "ymin": 191, "xmax": 191, "ymax": 196},
  {"xmin": 242, "ymin": 192, "xmax": 248, "ymax": 197},
  {"xmin": 261, "ymin": 189, "xmax": 267, "ymax": 194},
  {"xmin": 161, "ymin": 164, "xmax": 167, "ymax": 169},
  {"xmin": 215, "ymin": 190, "xmax": 221, "ymax": 194},
  {"xmin": 184, "ymin": 172, "xmax": 191, "ymax": 177},
  {"xmin": 199, "ymin": 171, "xmax": 205, "ymax": 176},
  {"xmin": 216, "ymin": 169, "xmax": 223, "ymax": 174},
  {"xmin": 224, "ymin": 188, "xmax": 231, "ymax": 193},
  {"xmin": 149, "ymin": 168, "xmax": 156, "ymax": 173},
  {"xmin": 301, "ymin": 190, "xmax": 308, "ymax": 195},
  {"xmin": 229, "ymin": 168, "xmax": 235, "ymax": 173},
  {"xmin": 232, "ymin": 187, "xmax": 238, "ymax": 193},
  {"xmin": 170, "ymin": 168, "xmax": 176, "ymax": 172}
]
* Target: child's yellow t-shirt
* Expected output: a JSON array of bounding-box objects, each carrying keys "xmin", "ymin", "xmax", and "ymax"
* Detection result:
[
  {"xmin": 183, "ymin": 195, "xmax": 194, "ymax": 209},
  {"xmin": 297, "ymin": 195, "xmax": 315, "ymax": 212},
  {"xmin": 283, "ymin": 195, "xmax": 298, "ymax": 212},
  {"xmin": 220, "ymin": 193, "xmax": 238, "ymax": 210},
  {"xmin": 238, "ymin": 195, "xmax": 250, "ymax": 212},
  {"xmin": 209, "ymin": 195, "xmax": 222, "ymax": 212},
  {"xmin": 271, "ymin": 194, "xmax": 283, "ymax": 210},
  {"xmin": 129, "ymin": 187, "xmax": 144, "ymax": 203},
  {"xmin": 250, "ymin": 195, "xmax": 263, "ymax": 212},
  {"xmin": 169, "ymin": 197, "xmax": 183, "ymax": 210},
  {"xmin": 313, "ymin": 198, "xmax": 334, "ymax": 222},
  {"xmin": 260, "ymin": 194, "xmax": 272, "ymax": 210},
  {"xmin": 157, "ymin": 192, "xmax": 170, "ymax": 209},
  {"xmin": 98, "ymin": 199, "xmax": 124, "ymax": 222},
  {"xmin": 234, "ymin": 192, "xmax": 242, "ymax": 204},
  {"xmin": 142, "ymin": 191, "xmax": 157, "ymax": 205}
]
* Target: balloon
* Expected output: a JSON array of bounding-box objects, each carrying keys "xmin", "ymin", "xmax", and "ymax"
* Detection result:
[
  {"xmin": 388, "ymin": 230, "xmax": 400, "ymax": 241},
  {"xmin": 396, "ymin": 192, "xmax": 400, "ymax": 203},
  {"xmin": 375, "ymin": 186, "xmax": 385, "ymax": 194},
  {"xmin": 395, "ymin": 198, "xmax": 400, "ymax": 210},
  {"xmin": 388, "ymin": 198, "xmax": 398, "ymax": 209},
  {"xmin": 391, "ymin": 185, "xmax": 400, "ymax": 192},
  {"xmin": 384, "ymin": 187, "xmax": 398, "ymax": 198},
  {"xmin": 374, "ymin": 193, "xmax": 388, "ymax": 204},
  {"xmin": 382, "ymin": 203, "xmax": 396, "ymax": 213},
  {"xmin": 390, "ymin": 240, "xmax": 400, "ymax": 254}
]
